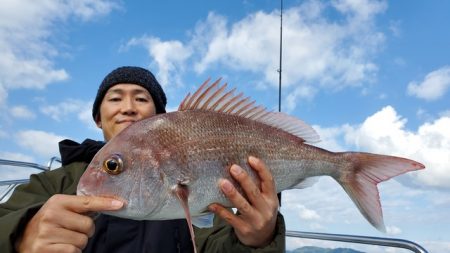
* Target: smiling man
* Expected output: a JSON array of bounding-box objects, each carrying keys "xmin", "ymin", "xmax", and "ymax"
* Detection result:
[{"xmin": 95, "ymin": 84, "xmax": 157, "ymax": 141}]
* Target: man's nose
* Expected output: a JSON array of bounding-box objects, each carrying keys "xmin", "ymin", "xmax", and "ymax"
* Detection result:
[{"xmin": 121, "ymin": 98, "xmax": 137, "ymax": 114}]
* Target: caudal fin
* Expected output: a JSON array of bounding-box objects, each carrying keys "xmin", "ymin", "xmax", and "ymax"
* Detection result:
[{"xmin": 337, "ymin": 152, "xmax": 424, "ymax": 232}]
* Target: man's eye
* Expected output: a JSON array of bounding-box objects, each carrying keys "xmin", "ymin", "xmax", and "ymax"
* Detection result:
[
  {"xmin": 109, "ymin": 97, "xmax": 121, "ymax": 102},
  {"xmin": 136, "ymin": 97, "xmax": 149, "ymax": 102}
]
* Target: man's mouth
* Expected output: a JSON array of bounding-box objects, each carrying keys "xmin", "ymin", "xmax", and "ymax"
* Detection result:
[{"xmin": 117, "ymin": 119, "xmax": 135, "ymax": 124}]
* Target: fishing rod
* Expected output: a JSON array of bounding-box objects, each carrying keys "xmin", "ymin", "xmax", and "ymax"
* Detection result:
[
  {"xmin": 278, "ymin": 0, "xmax": 283, "ymax": 113},
  {"xmin": 277, "ymin": 0, "xmax": 283, "ymax": 204}
]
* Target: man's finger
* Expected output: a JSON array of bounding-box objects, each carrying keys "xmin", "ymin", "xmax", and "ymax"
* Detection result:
[
  {"xmin": 248, "ymin": 156, "xmax": 276, "ymax": 195},
  {"xmin": 48, "ymin": 244, "xmax": 82, "ymax": 253},
  {"xmin": 55, "ymin": 195, "xmax": 123, "ymax": 213},
  {"xmin": 208, "ymin": 203, "xmax": 246, "ymax": 229},
  {"xmin": 231, "ymin": 164, "xmax": 262, "ymax": 202},
  {"xmin": 219, "ymin": 179, "xmax": 255, "ymax": 216},
  {"xmin": 60, "ymin": 211, "xmax": 96, "ymax": 236},
  {"xmin": 49, "ymin": 227, "xmax": 89, "ymax": 250},
  {"xmin": 39, "ymin": 204, "xmax": 95, "ymax": 236}
]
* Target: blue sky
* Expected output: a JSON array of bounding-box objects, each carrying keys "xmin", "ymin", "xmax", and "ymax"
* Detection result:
[{"xmin": 1, "ymin": 0, "xmax": 449, "ymax": 252}]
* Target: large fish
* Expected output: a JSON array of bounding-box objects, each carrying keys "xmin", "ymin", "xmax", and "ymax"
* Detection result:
[{"xmin": 77, "ymin": 79, "xmax": 424, "ymax": 252}]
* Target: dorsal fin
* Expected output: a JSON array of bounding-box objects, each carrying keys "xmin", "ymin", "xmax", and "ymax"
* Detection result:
[{"xmin": 178, "ymin": 78, "xmax": 320, "ymax": 143}]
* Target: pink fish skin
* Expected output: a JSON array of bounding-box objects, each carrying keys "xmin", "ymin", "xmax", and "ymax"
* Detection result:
[{"xmin": 77, "ymin": 79, "xmax": 424, "ymax": 245}]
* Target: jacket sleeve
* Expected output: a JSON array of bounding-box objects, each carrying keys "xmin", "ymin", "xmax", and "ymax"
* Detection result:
[
  {"xmin": 194, "ymin": 212, "xmax": 286, "ymax": 253},
  {"xmin": 0, "ymin": 162, "xmax": 86, "ymax": 253}
]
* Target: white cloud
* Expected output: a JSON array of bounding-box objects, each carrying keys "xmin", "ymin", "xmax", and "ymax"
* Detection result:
[
  {"xmin": 344, "ymin": 106, "xmax": 419, "ymax": 154},
  {"xmin": 191, "ymin": 1, "xmax": 386, "ymax": 111},
  {"xmin": 312, "ymin": 125, "xmax": 348, "ymax": 152},
  {"xmin": 332, "ymin": 0, "xmax": 387, "ymax": 21},
  {"xmin": 0, "ymin": 0, "xmax": 118, "ymax": 91},
  {"xmin": 407, "ymin": 66, "xmax": 450, "ymax": 101},
  {"xmin": 194, "ymin": 1, "xmax": 384, "ymax": 88},
  {"xmin": 281, "ymin": 177, "xmax": 364, "ymax": 231},
  {"xmin": 40, "ymin": 99, "xmax": 98, "ymax": 130},
  {"xmin": 319, "ymin": 106, "xmax": 450, "ymax": 188},
  {"xmin": 125, "ymin": 0, "xmax": 386, "ymax": 105},
  {"xmin": 78, "ymin": 105, "xmax": 100, "ymax": 131},
  {"xmin": 166, "ymin": 105, "xmax": 179, "ymax": 113},
  {"xmin": 422, "ymin": 241, "xmax": 450, "ymax": 253},
  {"xmin": 0, "ymin": 151, "xmax": 34, "ymax": 163},
  {"xmin": 386, "ymin": 225, "xmax": 402, "ymax": 236},
  {"xmin": 10, "ymin": 105, "xmax": 36, "ymax": 120},
  {"xmin": 308, "ymin": 223, "xmax": 325, "ymax": 230},
  {"xmin": 342, "ymin": 106, "xmax": 450, "ymax": 189},
  {"xmin": 413, "ymin": 117, "xmax": 450, "ymax": 187},
  {"xmin": 40, "ymin": 99, "xmax": 86, "ymax": 121},
  {"xmin": 1, "ymin": 0, "xmax": 66, "ymax": 90},
  {"xmin": 16, "ymin": 130, "xmax": 68, "ymax": 158},
  {"xmin": 68, "ymin": 0, "xmax": 120, "ymax": 21},
  {"xmin": 283, "ymin": 178, "xmax": 450, "ymax": 252},
  {"xmin": 307, "ymin": 107, "xmax": 450, "ymax": 190},
  {"xmin": 298, "ymin": 205, "xmax": 321, "ymax": 220},
  {"xmin": 123, "ymin": 36, "xmax": 192, "ymax": 87},
  {"xmin": 190, "ymin": 12, "xmax": 229, "ymax": 74},
  {"xmin": 284, "ymin": 86, "xmax": 317, "ymax": 113},
  {"xmin": 280, "ymin": 106, "xmax": 450, "ymax": 240}
]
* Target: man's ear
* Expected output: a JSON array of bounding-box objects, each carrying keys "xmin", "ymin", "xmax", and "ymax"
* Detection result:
[{"xmin": 95, "ymin": 115, "xmax": 102, "ymax": 129}]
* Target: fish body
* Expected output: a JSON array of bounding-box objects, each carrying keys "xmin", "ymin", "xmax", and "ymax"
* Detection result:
[
  {"xmin": 80, "ymin": 111, "xmax": 328, "ymax": 217},
  {"xmin": 77, "ymin": 79, "xmax": 424, "ymax": 234}
]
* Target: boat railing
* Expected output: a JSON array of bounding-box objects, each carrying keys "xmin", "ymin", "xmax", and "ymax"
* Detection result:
[
  {"xmin": 286, "ymin": 230, "xmax": 428, "ymax": 253},
  {"xmin": 0, "ymin": 157, "xmax": 61, "ymax": 201},
  {"xmin": 1, "ymin": 158, "xmax": 428, "ymax": 252}
]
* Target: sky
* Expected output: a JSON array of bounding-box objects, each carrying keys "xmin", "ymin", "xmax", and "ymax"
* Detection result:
[{"xmin": 0, "ymin": 0, "xmax": 449, "ymax": 252}]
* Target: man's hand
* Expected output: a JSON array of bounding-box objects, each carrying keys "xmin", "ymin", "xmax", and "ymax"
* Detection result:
[
  {"xmin": 16, "ymin": 194, "xmax": 123, "ymax": 253},
  {"xmin": 208, "ymin": 156, "xmax": 279, "ymax": 247}
]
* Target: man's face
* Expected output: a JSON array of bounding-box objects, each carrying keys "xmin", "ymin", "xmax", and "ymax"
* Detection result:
[{"xmin": 96, "ymin": 83, "xmax": 156, "ymax": 141}]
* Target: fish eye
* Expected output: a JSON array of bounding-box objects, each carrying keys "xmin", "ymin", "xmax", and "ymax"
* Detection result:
[{"xmin": 103, "ymin": 155, "xmax": 123, "ymax": 175}]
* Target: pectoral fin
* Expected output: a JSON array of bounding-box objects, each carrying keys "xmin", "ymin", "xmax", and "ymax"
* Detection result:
[{"xmin": 172, "ymin": 183, "xmax": 197, "ymax": 253}]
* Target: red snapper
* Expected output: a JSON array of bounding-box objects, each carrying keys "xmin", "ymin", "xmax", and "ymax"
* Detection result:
[{"xmin": 77, "ymin": 79, "xmax": 425, "ymax": 251}]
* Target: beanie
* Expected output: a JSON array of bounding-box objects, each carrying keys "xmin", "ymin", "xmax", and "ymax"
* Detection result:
[{"xmin": 92, "ymin": 66, "xmax": 167, "ymax": 120}]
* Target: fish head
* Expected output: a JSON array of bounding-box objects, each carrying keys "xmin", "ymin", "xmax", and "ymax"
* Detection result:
[{"xmin": 77, "ymin": 122, "xmax": 168, "ymax": 220}]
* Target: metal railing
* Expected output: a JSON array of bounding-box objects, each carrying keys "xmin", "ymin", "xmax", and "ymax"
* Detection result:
[
  {"xmin": 285, "ymin": 230, "xmax": 428, "ymax": 253},
  {"xmin": 0, "ymin": 157, "xmax": 61, "ymax": 201}
]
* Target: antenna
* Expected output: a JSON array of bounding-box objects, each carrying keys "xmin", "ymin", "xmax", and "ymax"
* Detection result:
[{"xmin": 277, "ymin": 0, "xmax": 283, "ymax": 113}]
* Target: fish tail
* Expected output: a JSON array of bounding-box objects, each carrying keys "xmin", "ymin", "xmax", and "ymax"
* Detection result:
[{"xmin": 336, "ymin": 152, "xmax": 424, "ymax": 232}]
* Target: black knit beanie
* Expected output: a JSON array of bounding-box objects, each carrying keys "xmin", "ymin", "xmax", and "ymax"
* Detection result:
[{"xmin": 92, "ymin": 66, "xmax": 167, "ymax": 120}]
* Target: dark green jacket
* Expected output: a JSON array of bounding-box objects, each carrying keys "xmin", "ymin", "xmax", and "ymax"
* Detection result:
[{"xmin": 0, "ymin": 161, "xmax": 285, "ymax": 252}]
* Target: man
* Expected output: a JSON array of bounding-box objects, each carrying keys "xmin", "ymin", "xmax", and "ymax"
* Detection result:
[{"xmin": 0, "ymin": 66, "xmax": 285, "ymax": 252}]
